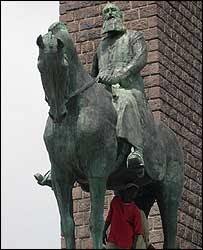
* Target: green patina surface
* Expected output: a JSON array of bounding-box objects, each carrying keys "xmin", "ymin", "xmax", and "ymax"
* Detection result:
[{"xmin": 34, "ymin": 3, "xmax": 184, "ymax": 249}]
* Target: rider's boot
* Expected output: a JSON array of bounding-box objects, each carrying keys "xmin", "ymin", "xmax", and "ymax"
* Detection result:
[{"xmin": 127, "ymin": 146, "xmax": 145, "ymax": 178}]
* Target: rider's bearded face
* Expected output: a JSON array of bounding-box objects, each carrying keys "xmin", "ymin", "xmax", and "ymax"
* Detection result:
[{"xmin": 102, "ymin": 3, "xmax": 125, "ymax": 34}]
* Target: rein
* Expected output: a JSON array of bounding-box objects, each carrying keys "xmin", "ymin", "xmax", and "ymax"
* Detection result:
[{"xmin": 66, "ymin": 78, "xmax": 96, "ymax": 104}]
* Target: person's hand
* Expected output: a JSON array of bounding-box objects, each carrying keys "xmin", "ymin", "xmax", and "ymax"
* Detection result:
[
  {"xmin": 103, "ymin": 230, "xmax": 108, "ymax": 245},
  {"xmin": 97, "ymin": 72, "xmax": 113, "ymax": 86},
  {"xmin": 96, "ymin": 72, "xmax": 113, "ymax": 92},
  {"xmin": 97, "ymin": 70, "xmax": 126, "ymax": 89}
]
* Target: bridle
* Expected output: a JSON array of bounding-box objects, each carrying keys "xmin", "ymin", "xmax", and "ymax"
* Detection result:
[{"xmin": 65, "ymin": 78, "xmax": 96, "ymax": 105}]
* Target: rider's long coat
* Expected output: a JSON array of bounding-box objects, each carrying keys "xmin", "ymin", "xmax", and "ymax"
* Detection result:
[{"xmin": 91, "ymin": 30, "xmax": 164, "ymax": 181}]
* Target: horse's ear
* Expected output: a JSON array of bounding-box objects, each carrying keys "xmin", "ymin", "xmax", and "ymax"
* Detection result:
[
  {"xmin": 57, "ymin": 38, "xmax": 64, "ymax": 49},
  {"xmin": 36, "ymin": 35, "xmax": 45, "ymax": 49}
]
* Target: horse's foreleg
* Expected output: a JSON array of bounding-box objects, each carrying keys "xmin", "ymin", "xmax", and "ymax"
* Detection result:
[
  {"xmin": 88, "ymin": 177, "xmax": 107, "ymax": 249},
  {"xmin": 51, "ymin": 168, "xmax": 75, "ymax": 249}
]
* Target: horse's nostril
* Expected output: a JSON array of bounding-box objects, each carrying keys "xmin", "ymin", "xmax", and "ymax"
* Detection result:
[{"xmin": 49, "ymin": 111, "xmax": 67, "ymax": 123}]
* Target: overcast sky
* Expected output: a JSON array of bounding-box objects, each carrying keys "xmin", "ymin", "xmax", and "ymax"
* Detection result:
[{"xmin": 1, "ymin": 1, "xmax": 62, "ymax": 248}]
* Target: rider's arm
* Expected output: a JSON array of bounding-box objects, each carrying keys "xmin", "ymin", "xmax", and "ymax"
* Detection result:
[
  {"xmin": 112, "ymin": 32, "xmax": 148, "ymax": 86},
  {"xmin": 124, "ymin": 32, "xmax": 148, "ymax": 76},
  {"xmin": 105, "ymin": 32, "xmax": 148, "ymax": 88}
]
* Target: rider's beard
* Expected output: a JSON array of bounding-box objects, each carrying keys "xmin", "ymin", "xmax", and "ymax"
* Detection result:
[{"xmin": 102, "ymin": 17, "xmax": 126, "ymax": 34}]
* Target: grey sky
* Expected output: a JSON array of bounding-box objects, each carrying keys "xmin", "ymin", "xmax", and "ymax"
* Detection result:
[{"xmin": 2, "ymin": 1, "xmax": 62, "ymax": 248}]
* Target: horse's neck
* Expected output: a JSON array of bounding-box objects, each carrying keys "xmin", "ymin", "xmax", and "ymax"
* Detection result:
[
  {"xmin": 62, "ymin": 36, "xmax": 93, "ymax": 97},
  {"xmin": 67, "ymin": 59, "xmax": 92, "ymax": 96}
]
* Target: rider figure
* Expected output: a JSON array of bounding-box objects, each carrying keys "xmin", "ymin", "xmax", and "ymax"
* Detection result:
[{"xmin": 92, "ymin": 2, "xmax": 156, "ymax": 172}]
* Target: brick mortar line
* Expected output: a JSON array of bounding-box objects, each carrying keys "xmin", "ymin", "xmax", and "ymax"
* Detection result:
[
  {"xmin": 183, "ymin": 181, "xmax": 202, "ymax": 197},
  {"xmin": 157, "ymin": 1, "xmax": 202, "ymax": 31},
  {"xmin": 172, "ymin": 3, "xmax": 201, "ymax": 32},
  {"xmin": 158, "ymin": 86, "xmax": 202, "ymax": 130},
  {"xmin": 184, "ymin": 178, "xmax": 202, "ymax": 195},
  {"xmin": 158, "ymin": 112, "xmax": 202, "ymax": 157},
  {"xmin": 148, "ymin": 107, "xmax": 162, "ymax": 112},
  {"xmin": 150, "ymin": 74, "xmax": 201, "ymax": 113},
  {"xmin": 157, "ymin": 31, "xmax": 202, "ymax": 76},
  {"xmin": 184, "ymin": 166, "xmax": 202, "ymax": 184},
  {"xmin": 159, "ymin": 83, "xmax": 202, "ymax": 130},
  {"xmin": 63, "ymin": 1, "xmax": 104, "ymax": 11},
  {"xmin": 157, "ymin": 26, "xmax": 202, "ymax": 73},
  {"xmin": 160, "ymin": 118, "xmax": 202, "ymax": 155},
  {"xmin": 144, "ymin": 84, "xmax": 160, "ymax": 91},
  {"xmin": 150, "ymin": 39, "xmax": 201, "ymax": 98},
  {"xmin": 159, "ymin": 49, "xmax": 201, "ymax": 86},
  {"xmin": 158, "ymin": 34, "xmax": 202, "ymax": 77},
  {"xmin": 148, "ymin": 213, "xmax": 162, "ymax": 218},
  {"xmin": 177, "ymin": 221, "xmax": 195, "ymax": 232},
  {"xmin": 184, "ymin": 157, "xmax": 202, "ymax": 173},
  {"xmin": 158, "ymin": 61, "xmax": 202, "ymax": 109},
  {"xmin": 180, "ymin": 197, "xmax": 202, "ymax": 219},
  {"xmin": 178, "ymin": 195, "xmax": 202, "ymax": 219},
  {"xmin": 180, "ymin": 1, "xmax": 202, "ymax": 12},
  {"xmin": 164, "ymin": 1, "xmax": 202, "ymax": 30},
  {"xmin": 160, "ymin": 89, "xmax": 202, "ymax": 131},
  {"xmin": 157, "ymin": 15, "xmax": 202, "ymax": 60},
  {"xmin": 144, "ymin": 96, "xmax": 161, "ymax": 102},
  {"xmin": 149, "ymin": 241, "xmax": 163, "ymax": 244},
  {"xmin": 149, "ymin": 228, "xmax": 163, "ymax": 231},
  {"xmin": 158, "ymin": 39, "xmax": 201, "ymax": 71},
  {"xmin": 177, "ymin": 222, "xmax": 201, "ymax": 242}
]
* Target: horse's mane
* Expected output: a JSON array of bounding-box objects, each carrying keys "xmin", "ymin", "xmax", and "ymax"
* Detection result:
[
  {"xmin": 48, "ymin": 22, "xmax": 77, "ymax": 64},
  {"xmin": 48, "ymin": 22, "xmax": 92, "ymax": 92}
]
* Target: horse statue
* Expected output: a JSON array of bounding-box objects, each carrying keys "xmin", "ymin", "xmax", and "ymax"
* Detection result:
[{"xmin": 35, "ymin": 22, "xmax": 184, "ymax": 249}]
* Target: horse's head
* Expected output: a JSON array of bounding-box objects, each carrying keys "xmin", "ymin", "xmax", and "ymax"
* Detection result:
[{"xmin": 36, "ymin": 32, "xmax": 69, "ymax": 123}]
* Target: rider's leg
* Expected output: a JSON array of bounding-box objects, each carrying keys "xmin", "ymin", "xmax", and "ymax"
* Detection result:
[{"xmin": 113, "ymin": 89, "xmax": 145, "ymax": 172}]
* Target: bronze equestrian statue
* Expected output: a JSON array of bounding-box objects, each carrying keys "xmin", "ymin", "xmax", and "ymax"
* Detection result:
[{"xmin": 35, "ymin": 4, "xmax": 184, "ymax": 249}]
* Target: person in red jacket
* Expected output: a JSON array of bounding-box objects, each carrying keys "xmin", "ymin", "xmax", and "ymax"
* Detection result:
[{"xmin": 103, "ymin": 183, "xmax": 143, "ymax": 249}]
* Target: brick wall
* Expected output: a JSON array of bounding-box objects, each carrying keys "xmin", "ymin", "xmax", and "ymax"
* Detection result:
[
  {"xmin": 59, "ymin": 1, "xmax": 202, "ymax": 249},
  {"xmin": 157, "ymin": 2, "xmax": 202, "ymax": 248}
]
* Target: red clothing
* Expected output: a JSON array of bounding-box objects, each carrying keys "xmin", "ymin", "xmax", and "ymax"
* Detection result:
[{"xmin": 106, "ymin": 196, "xmax": 143, "ymax": 248}]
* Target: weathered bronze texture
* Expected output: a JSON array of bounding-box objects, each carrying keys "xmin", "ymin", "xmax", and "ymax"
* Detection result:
[{"xmin": 35, "ymin": 4, "xmax": 184, "ymax": 248}]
